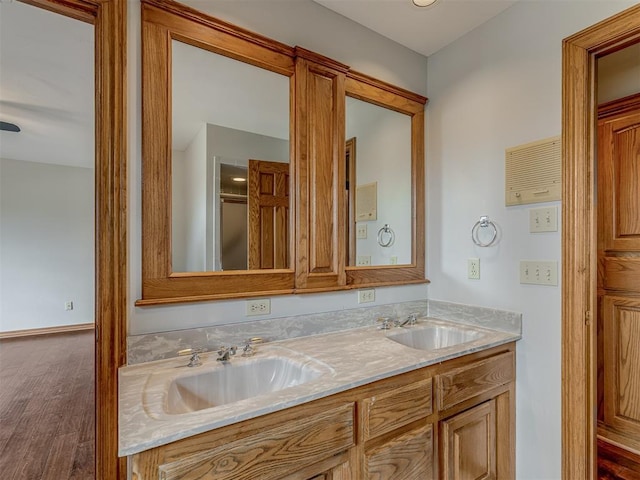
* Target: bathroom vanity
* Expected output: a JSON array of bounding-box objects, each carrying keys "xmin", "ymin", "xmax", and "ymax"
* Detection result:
[{"xmin": 121, "ymin": 319, "xmax": 518, "ymax": 479}]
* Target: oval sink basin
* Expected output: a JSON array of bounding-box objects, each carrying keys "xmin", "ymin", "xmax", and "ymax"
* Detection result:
[
  {"xmin": 386, "ymin": 324, "xmax": 485, "ymax": 351},
  {"xmin": 163, "ymin": 354, "xmax": 328, "ymax": 414}
]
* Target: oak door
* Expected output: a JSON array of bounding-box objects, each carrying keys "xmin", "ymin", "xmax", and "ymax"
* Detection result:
[
  {"xmin": 597, "ymin": 98, "xmax": 640, "ymax": 457},
  {"xmin": 248, "ymin": 159, "xmax": 289, "ymax": 270}
]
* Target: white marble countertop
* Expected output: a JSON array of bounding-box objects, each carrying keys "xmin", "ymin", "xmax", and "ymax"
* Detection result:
[{"xmin": 119, "ymin": 317, "xmax": 520, "ymax": 456}]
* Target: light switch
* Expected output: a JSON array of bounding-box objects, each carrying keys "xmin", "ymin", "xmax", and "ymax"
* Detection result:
[
  {"xmin": 519, "ymin": 260, "xmax": 558, "ymax": 286},
  {"xmin": 529, "ymin": 206, "xmax": 558, "ymax": 233}
]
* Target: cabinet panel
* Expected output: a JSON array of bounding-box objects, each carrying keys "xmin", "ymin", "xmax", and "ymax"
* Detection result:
[
  {"xmin": 603, "ymin": 296, "xmax": 640, "ymax": 437},
  {"xmin": 294, "ymin": 51, "xmax": 346, "ymax": 290},
  {"xmin": 441, "ymin": 400, "xmax": 496, "ymax": 480},
  {"xmin": 145, "ymin": 403, "xmax": 354, "ymax": 480},
  {"xmin": 363, "ymin": 377, "xmax": 432, "ymax": 440},
  {"xmin": 364, "ymin": 423, "xmax": 433, "ymax": 480},
  {"xmin": 437, "ymin": 352, "xmax": 514, "ymax": 411}
]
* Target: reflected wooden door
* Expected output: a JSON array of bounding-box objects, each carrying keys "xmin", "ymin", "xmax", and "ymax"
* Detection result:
[
  {"xmin": 597, "ymin": 95, "xmax": 640, "ymax": 475},
  {"xmin": 248, "ymin": 159, "xmax": 289, "ymax": 269}
]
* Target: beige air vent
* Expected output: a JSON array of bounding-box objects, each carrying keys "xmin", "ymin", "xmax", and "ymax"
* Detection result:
[{"xmin": 505, "ymin": 135, "xmax": 561, "ymax": 206}]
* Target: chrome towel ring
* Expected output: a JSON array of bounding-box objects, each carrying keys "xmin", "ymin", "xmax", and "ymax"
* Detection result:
[
  {"xmin": 377, "ymin": 224, "xmax": 395, "ymax": 247},
  {"xmin": 471, "ymin": 216, "xmax": 498, "ymax": 247}
]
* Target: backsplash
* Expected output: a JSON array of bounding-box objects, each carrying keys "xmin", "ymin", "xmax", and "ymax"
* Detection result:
[
  {"xmin": 127, "ymin": 299, "xmax": 522, "ymax": 364},
  {"xmin": 127, "ymin": 300, "xmax": 427, "ymax": 364}
]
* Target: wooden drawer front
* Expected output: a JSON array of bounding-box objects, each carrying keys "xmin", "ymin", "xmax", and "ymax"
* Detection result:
[
  {"xmin": 437, "ymin": 352, "xmax": 514, "ymax": 411},
  {"xmin": 363, "ymin": 378, "xmax": 432, "ymax": 440},
  {"xmin": 157, "ymin": 403, "xmax": 355, "ymax": 480},
  {"xmin": 364, "ymin": 423, "xmax": 433, "ymax": 480}
]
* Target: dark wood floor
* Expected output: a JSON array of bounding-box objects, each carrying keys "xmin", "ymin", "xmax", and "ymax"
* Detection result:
[
  {"xmin": 599, "ymin": 439, "xmax": 640, "ymax": 480},
  {"xmin": 0, "ymin": 330, "xmax": 95, "ymax": 479}
]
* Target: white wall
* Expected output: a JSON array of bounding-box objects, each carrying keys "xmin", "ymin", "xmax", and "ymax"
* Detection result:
[
  {"xmin": 0, "ymin": 158, "xmax": 94, "ymax": 332},
  {"xmin": 128, "ymin": 0, "xmax": 429, "ymax": 336},
  {"xmin": 426, "ymin": 2, "xmax": 637, "ymax": 478}
]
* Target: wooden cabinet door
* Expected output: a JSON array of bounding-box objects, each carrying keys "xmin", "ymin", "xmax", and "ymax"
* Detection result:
[{"xmin": 441, "ymin": 400, "xmax": 496, "ymax": 480}]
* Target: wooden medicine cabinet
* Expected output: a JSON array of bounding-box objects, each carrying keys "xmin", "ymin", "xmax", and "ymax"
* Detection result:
[{"xmin": 138, "ymin": 0, "xmax": 427, "ymax": 305}]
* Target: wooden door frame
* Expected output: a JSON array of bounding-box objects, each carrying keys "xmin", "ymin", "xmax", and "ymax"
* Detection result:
[
  {"xmin": 562, "ymin": 4, "xmax": 640, "ymax": 478},
  {"xmin": 18, "ymin": 0, "xmax": 128, "ymax": 478}
]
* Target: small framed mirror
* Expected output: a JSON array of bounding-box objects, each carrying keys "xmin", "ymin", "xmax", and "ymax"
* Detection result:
[{"xmin": 344, "ymin": 72, "xmax": 427, "ymax": 287}]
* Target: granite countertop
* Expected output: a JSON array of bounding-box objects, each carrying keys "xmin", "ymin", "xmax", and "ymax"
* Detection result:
[{"xmin": 119, "ymin": 317, "xmax": 520, "ymax": 456}]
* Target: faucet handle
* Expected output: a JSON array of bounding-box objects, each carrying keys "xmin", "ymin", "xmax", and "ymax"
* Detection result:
[
  {"xmin": 242, "ymin": 337, "xmax": 264, "ymax": 357},
  {"xmin": 377, "ymin": 317, "xmax": 393, "ymax": 330},
  {"xmin": 407, "ymin": 313, "xmax": 418, "ymax": 325},
  {"xmin": 178, "ymin": 347, "xmax": 204, "ymax": 367}
]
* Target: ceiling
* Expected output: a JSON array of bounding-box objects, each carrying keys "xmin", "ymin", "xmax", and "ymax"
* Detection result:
[
  {"xmin": 0, "ymin": 0, "xmax": 517, "ymax": 169},
  {"xmin": 313, "ymin": 0, "xmax": 519, "ymax": 57},
  {"xmin": 0, "ymin": 1, "xmax": 93, "ymax": 169}
]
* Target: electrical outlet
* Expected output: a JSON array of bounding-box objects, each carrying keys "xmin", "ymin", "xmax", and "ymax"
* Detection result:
[
  {"xmin": 519, "ymin": 260, "xmax": 558, "ymax": 286},
  {"xmin": 65, "ymin": 301, "xmax": 74, "ymax": 311},
  {"xmin": 468, "ymin": 258, "xmax": 480, "ymax": 279},
  {"xmin": 356, "ymin": 255, "xmax": 371, "ymax": 266},
  {"xmin": 246, "ymin": 298, "xmax": 271, "ymax": 316},
  {"xmin": 356, "ymin": 224, "xmax": 367, "ymax": 239},
  {"xmin": 390, "ymin": 256, "xmax": 398, "ymax": 265},
  {"xmin": 358, "ymin": 289, "xmax": 375, "ymax": 304},
  {"xmin": 529, "ymin": 206, "xmax": 558, "ymax": 233}
]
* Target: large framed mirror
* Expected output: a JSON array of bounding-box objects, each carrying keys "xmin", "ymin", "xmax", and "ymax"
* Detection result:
[
  {"xmin": 138, "ymin": 0, "xmax": 427, "ymax": 305},
  {"xmin": 139, "ymin": 0, "xmax": 296, "ymax": 304},
  {"xmin": 344, "ymin": 72, "xmax": 427, "ymax": 287}
]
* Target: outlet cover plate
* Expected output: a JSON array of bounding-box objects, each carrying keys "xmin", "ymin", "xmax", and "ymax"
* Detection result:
[
  {"xmin": 246, "ymin": 298, "xmax": 271, "ymax": 316},
  {"xmin": 468, "ymin": 258, "xmax": 480, "ymax": 279},
  {"xmin": 356, "ymin": 224, "xmax": 367, "ymax": 239},
  {"xmin": 358, "ymin": 289, "xmax": 375, "ymax": 304}
]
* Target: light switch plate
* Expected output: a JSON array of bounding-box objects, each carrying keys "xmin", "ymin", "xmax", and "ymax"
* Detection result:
[
  {"xmin": 529, "ymin": 206, "xmax": 558, "ymax": 233},
  {"xmin": 519, "ymin": 260, "xmax": 558, "ymax": 286}
]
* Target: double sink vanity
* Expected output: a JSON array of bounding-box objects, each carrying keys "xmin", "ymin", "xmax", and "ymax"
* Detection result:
[
  {"xmin": 120, "ymin": 317, "xmax": 519, "ymax": 479},
  {"xmin": 127, "ymin": 1, "xmax": 520, "ymax": 477}
]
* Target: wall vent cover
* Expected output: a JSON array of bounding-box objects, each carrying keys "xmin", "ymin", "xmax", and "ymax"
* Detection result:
[{"xmin": 505, "ymin": 135, "xmax": 561, "ymax": 206}]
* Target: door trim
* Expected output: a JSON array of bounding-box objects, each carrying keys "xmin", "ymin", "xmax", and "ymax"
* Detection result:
[
  {"xmin": 18, "ymin": 0, "xmax": 128, "ymax": 478},
  {"xmin": 562, "ymin": 4, "xmax": 640, "ymax": 478}
]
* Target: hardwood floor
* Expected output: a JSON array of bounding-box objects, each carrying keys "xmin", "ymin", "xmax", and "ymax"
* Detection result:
[{"xmin": 0, "ymin": 330, "xmax": 95, "ymax": 479}]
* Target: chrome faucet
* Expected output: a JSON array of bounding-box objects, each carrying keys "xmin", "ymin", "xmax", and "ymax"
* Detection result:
[
  {"xmin": 178, "ymin": 347, "xmax": 204, "ymax": 367},
  {"xmin": 396, "ymin": 313, "xmax": 418, "ymax": 328},
  {"xmin": 217, "ymin": 346, "xmax": 237, "ymax": 363}
]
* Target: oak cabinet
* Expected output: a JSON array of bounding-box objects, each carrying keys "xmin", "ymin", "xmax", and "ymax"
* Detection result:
[
  {"xmin": 130, "ymin": 344, "xmax": 515, "ymax": 480},
  {"xmin": 441, "ymin": 400, "xmax": 496, "ymax": 480}
]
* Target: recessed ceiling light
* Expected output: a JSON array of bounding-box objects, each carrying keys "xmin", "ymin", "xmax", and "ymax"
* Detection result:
[
  {"xmin": 232, "ymin": 177, "xmax": 246, "ymax": 182},
  {"xmin": 412, "ymin": 0, "xmax": 437, "ymax": 6}
]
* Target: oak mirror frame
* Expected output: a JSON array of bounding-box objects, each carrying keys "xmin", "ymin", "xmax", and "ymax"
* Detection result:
[
  {"xmin": 140, "ymin": 0, "xmax": 296, "ymax": 304},
  {"xmin": 344, "ymin": 71, "xmax": 427, "ymax": 288},
  {"xmin": 139, "ymin": 0, "xmax": 427, "ymax": 305}
]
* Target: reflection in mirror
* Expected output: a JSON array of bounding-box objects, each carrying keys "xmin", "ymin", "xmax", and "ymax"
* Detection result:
[
  {"xmin": 170, "ymin": 40, "xmax": 290, "ymax": 273},
  {"xmin": 345, "ymin": 96, "xmax": 412, "ymax": 267}
]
